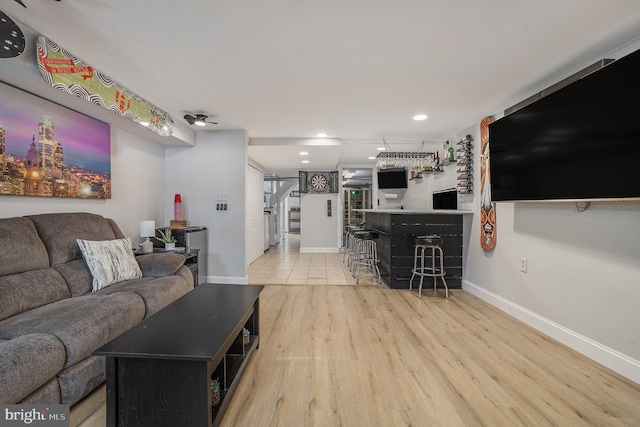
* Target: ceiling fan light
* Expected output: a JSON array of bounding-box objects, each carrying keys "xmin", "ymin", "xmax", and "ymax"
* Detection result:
[{"xmin": 185, "ymin": 113, "xmax": 211, "ymax": 126}]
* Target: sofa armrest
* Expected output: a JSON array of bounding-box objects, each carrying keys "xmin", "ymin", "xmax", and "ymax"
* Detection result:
[
  {"xmin": 0, "ymin": 334, "xmax": 66, "ymax": 403},
  {"xmin": 136, "ymin": 253, "xmax": 186, "ymax": 277}
]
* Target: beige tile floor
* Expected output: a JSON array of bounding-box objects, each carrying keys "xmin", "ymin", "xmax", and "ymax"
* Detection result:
[{"xmin": 248, "ymin": 233, "xmax": 384, "ymax": 286}]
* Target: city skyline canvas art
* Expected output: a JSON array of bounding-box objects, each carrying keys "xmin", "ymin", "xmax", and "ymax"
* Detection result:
[{"xmin": 0, "ymin": 82, "xmax": 111, "ymax": 198}]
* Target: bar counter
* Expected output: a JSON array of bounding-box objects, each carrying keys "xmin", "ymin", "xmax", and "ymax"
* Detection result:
[{"xmin": 356, "ymin": 209, "xmax": 472, "ymax": 289}]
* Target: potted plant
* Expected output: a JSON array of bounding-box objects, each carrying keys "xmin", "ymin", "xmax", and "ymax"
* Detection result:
[
  {"xmin": 210, "ymin": 378, "xmax": 221, "ymax": 408},
  {"xmin": 155, "ymin": 228, "xmax": 177, "ymax": 251}
]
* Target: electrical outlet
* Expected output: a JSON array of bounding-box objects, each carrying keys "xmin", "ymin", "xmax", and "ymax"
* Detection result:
[{"xmin": 520, "ymin": 257, "xmax": 528, "ymax": 273}]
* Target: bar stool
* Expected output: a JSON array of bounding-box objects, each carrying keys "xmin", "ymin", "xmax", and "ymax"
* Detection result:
[
  {"xmin": 351, "ymin": 231, "xmax": 381, "ymax": 284},
  {"xmin": 409, "ymin": 234, "xmax": 448, "ymax": 298},
  {"xmin": 349, "ymin": 230, "xmax": 371, "ymax": 273},
  {"xmin": 343, "ymin": 225, "xmax": 364, "ymax": 265}
]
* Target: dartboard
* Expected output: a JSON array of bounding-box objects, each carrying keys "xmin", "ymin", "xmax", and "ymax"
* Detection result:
[{"xmin": 310, "ymin": 173, "xmax": 328, "ymax": 192}]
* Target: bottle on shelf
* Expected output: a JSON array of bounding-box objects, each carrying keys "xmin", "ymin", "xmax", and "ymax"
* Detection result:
[{"xmin": 455, "ymin": 135, "xmax": 474, "ymax": 194}]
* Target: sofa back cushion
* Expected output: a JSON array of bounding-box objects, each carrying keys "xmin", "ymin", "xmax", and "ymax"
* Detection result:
[
  {"xmin": 0, "ymin": 217, "xmax": 50, "ymax": 276},
  {"xmin": 27, "ymin": 213, "xmax": 123, "ymax": 266},
  {"xmin": 53, "ymin": 260, "xmax": 93, "ymax": 297},
  {"xmin": 0, "ymin": 268, "xmax": 71, "ymax": 321}
]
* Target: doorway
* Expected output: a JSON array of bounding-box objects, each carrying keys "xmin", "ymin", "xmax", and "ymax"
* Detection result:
[{"xmin": 342, "ymin": 168, "xmax": 373, "ymax": 245}]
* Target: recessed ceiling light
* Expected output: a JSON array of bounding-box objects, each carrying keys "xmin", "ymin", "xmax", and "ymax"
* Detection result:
[
  {"xmin": 368, "ymin": 156, "xmax": 376, "ymax": 160},
  {"xmin": 301, "ymin": 160, "xmax": 310, "ymax": 164},
  {"xmin": 299, "ymin": 151, "xmax": 309, "ymax": 156},
  {"xmin": 413, "ymin": 114, "xmax": 428, "ymax": 121},
  {"xmin": 317, "ymin": 133, "xmax": 327, "ymax": 137},
  {"xmin": 377, "ymin": 147, "xmax": 386, "ymax": 151}
]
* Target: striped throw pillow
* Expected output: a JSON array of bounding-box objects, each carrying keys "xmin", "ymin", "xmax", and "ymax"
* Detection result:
[{"xmin": 76, "ymin": 238, "xmax": 143, "ymax": 291}]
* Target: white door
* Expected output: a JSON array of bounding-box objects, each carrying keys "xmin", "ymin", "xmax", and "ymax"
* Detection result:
[{"xmin": 246, "ymin": 164, "xmax": 264, "ymax": 264}]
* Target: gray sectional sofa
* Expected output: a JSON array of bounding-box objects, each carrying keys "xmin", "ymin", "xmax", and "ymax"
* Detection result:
[{"xmin": 0, "ymin": 212, "xmax": 194, "ymax": 405}]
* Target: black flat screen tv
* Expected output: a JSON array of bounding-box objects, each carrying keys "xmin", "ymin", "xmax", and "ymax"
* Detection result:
[
  {"xmin": 489, "ymin": 47, "xmax": 640, "ymax": 202},
  {"xmin": 377, "ymin": 168, "xmax": 408, "ymax": 189}
]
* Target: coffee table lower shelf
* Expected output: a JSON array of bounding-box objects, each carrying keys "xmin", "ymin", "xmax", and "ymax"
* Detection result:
[{"xmin": 211, "ymin": 335, "xmax": 258, "ymax": 424}]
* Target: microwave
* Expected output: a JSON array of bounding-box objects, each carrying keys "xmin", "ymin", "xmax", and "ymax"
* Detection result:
[{"xmin": 433, "ymin": 189, "xmax": 457, "ymax": 210}]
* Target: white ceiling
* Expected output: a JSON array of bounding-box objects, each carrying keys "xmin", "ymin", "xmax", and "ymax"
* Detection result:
[{"xmin": 4, "ymin": 0, "xmax": 640, "ymax": 176}]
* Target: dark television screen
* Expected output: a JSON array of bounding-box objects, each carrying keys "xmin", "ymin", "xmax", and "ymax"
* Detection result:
[
  {"xmin": 433, "ymin": 189, "xmax": 458, "ymax": 210},
  {"xmin": 377, "ymin": 168, "xmax": 408, "ymax": 189},
  {"xmin": 489, "ymin": 47, "xmax": 640, "ymax": 202}
]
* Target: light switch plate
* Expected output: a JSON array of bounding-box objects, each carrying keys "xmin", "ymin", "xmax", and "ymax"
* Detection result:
[{"xmin": 520, "ymin": 257, "xmax": 528, "ymax": 273}]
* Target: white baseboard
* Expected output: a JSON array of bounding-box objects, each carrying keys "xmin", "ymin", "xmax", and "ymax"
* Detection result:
[
  {"xmin": 462, "ymin": 279, "xmax": 640, "ymax": 385},
  {"xmin": 204, "ymin": 275, "xmax": 248, "ymax": 285},
  {"xmin": 299, "ymin": 247, "xmax": 340, "ymax": 254}
]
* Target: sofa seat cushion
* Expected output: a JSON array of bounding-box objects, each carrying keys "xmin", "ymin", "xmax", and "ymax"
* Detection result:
[
  {"xmin": 0, "ymin": 268, "xmax": 71, "ymax": 322},
  {"xmin": 96, "ymin": 272, "xmax": 193, "ymax": 318},
  {"xmin": 0, "ymin": 217, "xmax": 50, "ymax": 277},
  {"xmin": 76, "ymin": 238, "xmax": 142, "ymax": 290},
  {"xmin": 0, "ymin": 293, "xmax": 145, "ymax": 367},
  {"xmin": 0, "ymin": 333, "xmax": 66, "ymax": 403}
]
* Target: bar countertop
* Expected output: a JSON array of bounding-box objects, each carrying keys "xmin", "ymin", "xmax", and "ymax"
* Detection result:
[{"xmin": 355, "ymin": 208, "xmax": 473, "ymax": 215}]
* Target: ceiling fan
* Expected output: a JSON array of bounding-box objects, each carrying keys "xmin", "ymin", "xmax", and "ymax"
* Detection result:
[
  {"xmin": 183, "ymin": 113, "xmax": 218, "ymax": 127},
  {"xmin": 14, "ymin": 0, "xmax": 61, "ymax": 7}
]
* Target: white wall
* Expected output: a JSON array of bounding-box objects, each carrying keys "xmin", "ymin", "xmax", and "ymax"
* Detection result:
[
  {"xmin": 377, "ymin": 132, "xmax": 476, "ymax": 212},
  {"xmin": 300, "ymin": 193, "xmax": 340, "ymax": 253},
  {"xmin": 464, "ymin": 192, "xmax": 640, "ymax": 382},
  {"xmin": 164, "ymin": 130, "xmax": 248, "ymax": 284},
  {"xmin": 0, "ymin": 127, "xmax": 166, "ymax": 242},
  {"xmin": 399, "ymin": 133, "xmax": 476, "ymax": 212},
  {"xmin": 462, "ymin": 40, "xmax": 640, "ymax": 384}
]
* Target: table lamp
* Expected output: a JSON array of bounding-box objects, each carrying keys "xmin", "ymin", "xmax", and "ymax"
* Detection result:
[{"xmin": 139, "ymin": 220, "xmax": 156, "ymax": 253}]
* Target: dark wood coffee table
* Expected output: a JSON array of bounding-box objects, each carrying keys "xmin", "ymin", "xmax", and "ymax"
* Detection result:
[{"xmin": 95, "ymin": 283, "xmax": 263, "ymax": 427}]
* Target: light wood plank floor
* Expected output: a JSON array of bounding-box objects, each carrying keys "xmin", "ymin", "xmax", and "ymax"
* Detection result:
[{"xmin": 73, "ymin": 235, "xmax": 640, "ymax": 426}]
